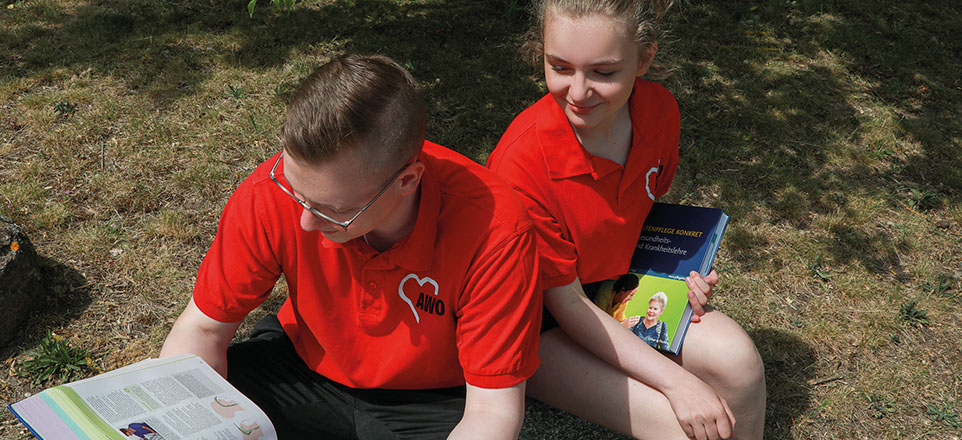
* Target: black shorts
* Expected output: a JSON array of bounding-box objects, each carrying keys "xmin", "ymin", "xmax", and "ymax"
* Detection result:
[
  {"xmin": 539, "ymin": 281, "xmax": 604, "ymax": 333},
  {"xmin": 226, "ymin": 315, "xmax": 466, "ymax": 440}
]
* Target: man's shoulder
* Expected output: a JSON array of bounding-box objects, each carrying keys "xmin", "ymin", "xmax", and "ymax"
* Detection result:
[{"xmin": 423, "ymin": 142, "xmax": 533, "ymax": 237}]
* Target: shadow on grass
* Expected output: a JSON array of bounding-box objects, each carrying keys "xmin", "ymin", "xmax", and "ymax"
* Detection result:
[
  {"xmin": 752, "ymin": 328, "xmax": 815, "ymax": 440},
  {"xmin": 666, "ymin": 0, "xmax": 962, "ymax": 279},
  {"xmin": 0, "ymin": 255, "xmax": 93, "ymax": 360},
  {"xmin": 1, "ymin": 0, "xmax": 541, "ymax": 162}
]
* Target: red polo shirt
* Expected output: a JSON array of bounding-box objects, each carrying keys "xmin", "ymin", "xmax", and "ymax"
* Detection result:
[
  {"xmin": 193, "ymin": 141, "xmax": 541, "ymax": 390},
  {"xmin": 487, "ymin": 78, "xmax": 679, "ymax": 288}
]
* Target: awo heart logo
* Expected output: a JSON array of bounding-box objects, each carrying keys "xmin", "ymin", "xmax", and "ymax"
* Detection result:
[{"xmin": 398, "ymin": 273, "xmax": 441, "ymax": 324}]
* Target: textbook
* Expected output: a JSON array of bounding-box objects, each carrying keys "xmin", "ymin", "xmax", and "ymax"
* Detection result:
[
  {"xmin": 592, "ymin": 202, "xmax": 729, "ymax": 355},
  {"xmin": 7, "ymin": 354, "xmax": 276, "ymax": 440}
]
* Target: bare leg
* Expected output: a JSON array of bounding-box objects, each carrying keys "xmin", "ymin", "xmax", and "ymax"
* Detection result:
[
  {"xmin": 670, "ymin": 307, "xmax": 766, "ymax": 440},
  {"xmin": 527, "ymin": 328, "xmax": 690, "ymax": 440},
  {"xmin": 529, "ymin": 309, "xmax": 765, "ymax": 439}
]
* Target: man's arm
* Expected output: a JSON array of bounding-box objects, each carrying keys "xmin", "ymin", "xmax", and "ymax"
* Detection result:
[
  {"xmin": 448, "ymin": 382, "xmax": 525, "ymax": 440},
  {"xmin": 159, "ymin": 298, "xmax": 243, "ymax": 378}
]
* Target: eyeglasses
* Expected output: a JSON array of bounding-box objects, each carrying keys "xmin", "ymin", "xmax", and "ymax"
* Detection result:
[{"xmin": 269, "ymin": 151, "xmax": 409, "ymax": 231}]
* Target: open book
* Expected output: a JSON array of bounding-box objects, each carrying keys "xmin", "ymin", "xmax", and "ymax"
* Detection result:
[
  {"xmin": 592, "ymin": 202, "xmax": 729, "ymax": 355},
  {"xmin": 7, "ymin": 354, "xmax": 276, "ymax": 440}
]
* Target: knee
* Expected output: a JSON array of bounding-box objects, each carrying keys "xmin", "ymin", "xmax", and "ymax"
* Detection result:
[{"xmin": 708, "ymin": 334, "xmax": 765, "ymax": 393}]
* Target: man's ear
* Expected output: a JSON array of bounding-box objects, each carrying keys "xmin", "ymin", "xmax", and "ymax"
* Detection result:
[
  {"xmin": 637, "ymin": 41, "xmax": 659, "ymax": 76},
  {"xmin": 398, "ymin": 161, "xmax": 425, "ymax": 197}
]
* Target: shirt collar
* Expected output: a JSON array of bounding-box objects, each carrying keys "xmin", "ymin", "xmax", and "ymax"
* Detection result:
[
  {"xmin": 536, "ymin": 95, "xmax": 625, "ymax": 181},
  {"xmin": 536, "ymin": 96, "xmax": 598, "ymax": 180},
  {"xmin": 389, "ymin": 150, "xmax": 439, "ymax": 271}
]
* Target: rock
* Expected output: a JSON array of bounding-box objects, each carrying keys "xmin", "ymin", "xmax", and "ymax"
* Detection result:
[{"xmin": 0, "ymin": 216, "xmax": 45, "ymax": 346}]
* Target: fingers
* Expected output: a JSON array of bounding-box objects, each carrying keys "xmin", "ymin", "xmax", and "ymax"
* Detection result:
[
  {"xmin": 686, "ymin": 271, "xmax": 713, "ymax": 317},
  {"xmin": 705, "ymin": 269, "xmax": 720, "ymax": 286},
  {"xmin": 688, "ymin": 289, "xmax": 706, "ymax": 317},
  {"xmin": 722, "ymin": 398, "xmax": 736, "ymax": 436}
]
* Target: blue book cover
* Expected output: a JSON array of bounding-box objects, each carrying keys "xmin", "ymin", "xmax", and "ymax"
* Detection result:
[
  {"xmin": 593, "ymin": 203, "xmax": 728, "ymax": 355},
  {"xmin": 630, "ymin": 203, "xmax": 729, "ymax": 279}
]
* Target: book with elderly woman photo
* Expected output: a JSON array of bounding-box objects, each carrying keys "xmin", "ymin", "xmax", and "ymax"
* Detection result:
[{"xmin": 592, "ymin": 202, "xmax": 729, "ymax": 355}]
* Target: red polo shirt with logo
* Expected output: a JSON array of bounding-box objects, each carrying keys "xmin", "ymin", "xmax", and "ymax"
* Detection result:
[
  {"xmin": 192, "ymin": 141, "xmax": 542, "ymax": 390},
  {"xmin": 487, "ymin": 78, "xmax": 679, "ymax": 288}
]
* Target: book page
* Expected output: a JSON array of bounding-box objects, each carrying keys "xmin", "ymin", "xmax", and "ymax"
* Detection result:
[{"xmin": 12, "ymin": 354, "xmax": 276, "ymax": 440}]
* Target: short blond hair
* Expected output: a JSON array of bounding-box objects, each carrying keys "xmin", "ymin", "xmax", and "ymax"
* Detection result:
[{"xmin": 649, "ymin": 291, "xmax": 668, "ymax": 307}]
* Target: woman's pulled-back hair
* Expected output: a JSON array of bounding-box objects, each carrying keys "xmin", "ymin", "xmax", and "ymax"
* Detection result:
[
  {"xmin": 522, "ymin": 0, "xmax": 674, "ymax": 79},
  {"xmin": 281, "ymin": 54, "xmax": 426, "ymax": 177}
]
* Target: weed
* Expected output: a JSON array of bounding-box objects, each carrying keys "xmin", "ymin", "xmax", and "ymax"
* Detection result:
[
  {"xmin": 926, "ymin": 403, "xmax": 960, "ymax": 428},
  {"xmin": 226, "ymin": 84, "xmax": 245, "ymax": 100},
  {"xmin": 19, "ymin": 332, "xmax": 91, "ymax": 386},
  {"xmin": 866, "ymin": 394, "xmax": 896, "ymax": 419},
  {"xmin": 52, "ymin": 100, "xmax": 76, "ymax": 116},
  {"xmin": 501, "ymin": 0, "xmax": 524, "ymax": 19},
  {"xmin": 898, "ymin": 300, "xmax": 929, "ymax": 327},
  {"xmin": 872, "ymin": 140, "xmax": 894, "ymax": 158},
  {"xmin": 908, "ymin": 187, "xmax": 940, "ymax": 211},
  {"xmin": 247, "ymin": 0, "xmax": 296, "ymax": 17},
  {"xmin": 922, "ymin": 274, "xmax": 954, "ymax": 298},
  {"xmin": 805, "ymin": 256, "xmax": 832, "ymax": 281}
]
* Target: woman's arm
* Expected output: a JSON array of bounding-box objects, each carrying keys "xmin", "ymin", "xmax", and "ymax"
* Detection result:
[{"xmin": 546, "ymin": 279, "xmax": 735, "ymax": 439}]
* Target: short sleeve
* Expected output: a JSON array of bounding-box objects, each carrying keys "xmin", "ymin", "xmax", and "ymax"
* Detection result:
[
  {"xmin": 487, "ymin": 148, "xmax": 578, "ymax": 290},
  {"xmin": 192, "ymin": 181, "xmax": 282, "ymax": 323},
  {"xmin": 455, "ymin": 227, "xmax": 542, "ymax": 389}
]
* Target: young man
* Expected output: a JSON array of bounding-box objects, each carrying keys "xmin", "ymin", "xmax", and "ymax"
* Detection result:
[{"xmin": 160, "ymin": 54, "xmax": 542, "ymax": 439}]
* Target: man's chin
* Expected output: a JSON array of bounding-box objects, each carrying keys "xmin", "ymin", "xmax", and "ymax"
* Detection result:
[{"xmin": 319, "ymin": 230, "xmax": 356, "ymax": 243}]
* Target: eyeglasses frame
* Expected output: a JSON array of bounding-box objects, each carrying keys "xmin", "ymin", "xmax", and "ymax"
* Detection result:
[{"xmin": 269, "ymin": 151, "xmax": 410, "ymax": 231}]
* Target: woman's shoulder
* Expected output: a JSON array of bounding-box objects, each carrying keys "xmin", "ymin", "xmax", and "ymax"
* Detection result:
[
  {"xmin": 631, "ymin": 78, "xmax": 679, "ymax": 116},
  {"xmin": 487, "ymin": 95, "xmax": 555, "ymax": 171}
]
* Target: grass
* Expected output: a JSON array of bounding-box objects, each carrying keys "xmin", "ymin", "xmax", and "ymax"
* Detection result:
[
  {"xmin": 16, "ymin": 332, "xmax": 92, "ymax": 386},
  {"xmin": 1, "ymin": 0, "xmax": 961, "ymax": 439}
]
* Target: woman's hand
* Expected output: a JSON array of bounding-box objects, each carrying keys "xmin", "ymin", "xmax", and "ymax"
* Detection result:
[
  {"xmin": 624, "ymin": 315, "xmax": 641, "ymax": 328},
  {"xmin": 662, "ymin": 374, "xmax": 736, "ymax": 440},
  {"xmin": 686, "ymin": 269, "xmax": 719, "ymax": 323}
]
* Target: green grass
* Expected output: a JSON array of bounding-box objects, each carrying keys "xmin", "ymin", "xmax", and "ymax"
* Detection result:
[
  {"xmin": 2, "ymin": 0, "xmax": 961, "ymax": 439},
  {"xmin": 17, "ymin": 332, "xmax": 91, "ymax": 386}
]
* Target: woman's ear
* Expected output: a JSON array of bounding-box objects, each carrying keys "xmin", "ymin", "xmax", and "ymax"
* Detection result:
[{"xmin": 637, "ymin": 41, "xmax": 659, "ymax": 76}]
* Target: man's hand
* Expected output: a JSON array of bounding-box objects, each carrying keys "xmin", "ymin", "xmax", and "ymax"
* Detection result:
[
  {"xmin": 686, "ymin": 270, "xmax": 719, "ymax": 323},
  {"xmin": 662, "ymin": 373, "xmax": 736, "ymax": 440},
  {"xmin": 448, "ymin": 382, "xmax": 525, "ymax": 440}
]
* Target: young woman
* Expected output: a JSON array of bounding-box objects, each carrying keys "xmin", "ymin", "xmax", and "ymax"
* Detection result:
[{"xmin": 486, "ymin": 1, "xmax": 766, "ymax": 438}]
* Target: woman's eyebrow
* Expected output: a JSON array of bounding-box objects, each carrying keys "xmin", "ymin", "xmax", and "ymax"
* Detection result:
[{"xmin": 545, "ymin": 53, "xmax": 624, "ymax": 67}]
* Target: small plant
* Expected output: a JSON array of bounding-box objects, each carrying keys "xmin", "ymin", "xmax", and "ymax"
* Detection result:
[
  {"xmin": 52, "ymin": 100, "xmax": 76, "ymax": 116},
  {"xmin": 922, "ymin": 274, "xmax": 954, "ymax": 298},
  {"xmin": 872, "ymin": 140, "xmax": 894, "ymax": 158},
  {"xmin": 19, "ymin": 332, "xmax": 91, "ymax": 386},
  {"xmin": 866, "ymin": 394, "xmax": 896, "ymax": 419},
  {"xmin": 926, "ymin": 403, "xmax": 960, "ymax": 428},
  {"xmin": 501, "ymin": 0, "xmax": 524, "ymax": 19},
  {"xmin": 226, "ymin": 84, "xmax": 245, "ymax": 99},
  {"xmin": 908, "ymin": 187, "xmax": 940, "ymax": 211},
  {"xmin": 805, "ymin": 256, "xmax": 832, "ymax": 281},
  {"xmin": 898, "ymin": 300, "xmax": 929, "ymax": 327},
  {"xmin": 247, "ymin": 0, "xmax": 296, "ymax": 17}
]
